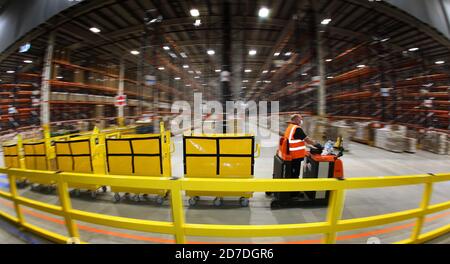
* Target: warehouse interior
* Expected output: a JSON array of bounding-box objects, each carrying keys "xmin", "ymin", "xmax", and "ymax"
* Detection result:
[{"xmin": 0, "ymin": 0, "xmax": 449, "ymax": 245}]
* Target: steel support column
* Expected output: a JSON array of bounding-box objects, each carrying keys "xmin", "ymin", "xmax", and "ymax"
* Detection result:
[
  {"xmin": 118, "ymin": 59, "xmax": 125, "ymax": 126},
  {"xmin": 40, "ymin": 32, "xmax": 55, "ymax": 129},
  {"xmin": 222, "ymin": 0, "xmax": 232, "ymax": 133},
  {"xmin": 312, "ymin": 2, "xmax": 327, "ymax": 117}
]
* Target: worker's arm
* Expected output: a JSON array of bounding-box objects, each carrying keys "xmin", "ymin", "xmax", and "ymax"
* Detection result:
[
  {"xmin": 295, "ymin": 128, "xmax": 321, "ymax": 148},
  {"xmin": 304, "ymin": 137, "xmax": 317, "ymax": 146}
]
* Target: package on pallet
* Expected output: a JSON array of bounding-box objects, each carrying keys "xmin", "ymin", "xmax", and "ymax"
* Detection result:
[
  {"xmin": 76, "ymin": 121, "xmax": 89, "ymax": 132},
  {"xmin": 384, "ymin": 137, "xmax": 405, "ymax": 153},
  {"xmin": 50, "ymin": 92, "xmax": 58, "ymax": 101},
  {"xmin": 421, "ymin": 131, "xmax": 448, "ymax": 155},
  {"xmin": 405, "ymin": 138, "xmax": 417, "ymax": 153},
  {"xmin": 85, "ymin": 94, "xmax": 94, "ymax": 102},
  {"xmin": 353, "ymin": 122, "xmax": 371, "ymax": 143}
]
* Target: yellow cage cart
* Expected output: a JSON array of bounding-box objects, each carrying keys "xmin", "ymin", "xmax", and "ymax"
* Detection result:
[
  {"xmin": 2, "ymin": 138, "xmax": 27, "ymax": 188},
  {"xmin": 23, "ymin": 140, "xmax": 55, "ymax": 193},
  {"xmin": 54, "ymin": 134, "xmax": 107, "ymax": 198},
  {"xmin": 105, "ymin": 123, "xmax": 172, "ymax": 205},
  {"xmin": 184, "ymin": 134, "xmax": 260, "ymax": 207}
]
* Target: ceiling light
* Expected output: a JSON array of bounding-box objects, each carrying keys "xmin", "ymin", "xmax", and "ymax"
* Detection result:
[
  {"xmin": 89, "ymin": 27, "xmax": 101, "ymax": 33},
  {"xmin": 186, "ymin": 84, "xmax": 191, "ymax": 87},
  {"xmin": 274, "ymin": 52, "xmax": 280, "ymax": 57},
  {"xmin": 264, "ymin": 80, "xmax": 271, "ymax": 84},
  {"xmin": 183, "ymin": 65, "xmax": 189, "ymax": 69},
  {"xmin": 194, "ymin": 76, "xmax": 200, "ymax": 79},
  {"xmin": 158, "ymin": 67, "xmax": 165, "ymax": 71},
  {"xmin": 262, "ymin": 70, "xmax": 269, "ymax": 74},
  {"xmin": 245, "ymin": 69, "xmax": 252, "ymax": 73},
  {"xmin": 409, "ymin": 47, "xmax": 419, "ymax": 52},
  {"xmin": 435, "ymin": 61, "xmax": 445, "ymax": 65},
  {"xmin": 243, "ymin": 80, "xmax": 249, "ymax": 83},
  {"xmin": 196, "ymin": 71, "xmax": 202, "ymax": 74},
  {"xmin": 130, "ymin": 50, "xmax": 140, "ymax": 55},
  {"xmin": 6, "ymin": 70, "xmax": 15, "ymax": 74},
  {"xmin": 190, "ymin": 9, "xmax": 200, "ymax": 17},
  {"xmin": 194, "ymin": 19, "xmax": 202, "ymax": 27},
  {"xmin": 285, "ymin": 52, "xmax": 292, "ymax": 56},
  {"xmin": 23, "ymin": 60, "xmax": 33, "ymax": 64},
  {"xmin": 163, "ymin": 46, "xmax": 170, "ymax": 51},
  {"xmin": 169, "ymin": 52, "xmax": 178, "ymax": 58},
  {"xmin": 188, "ymin": 71, "xmax": 194, "ymax": 74},
  {"xmin": 207, "ymin": 50, "xmax": 215, "ymax": 55},
  {"xmin": 327, "ymin": 76, "xmax": 334, "ymax": 79},
  {"xmin": 406, "ymin": 78, "xmax": 412, "ymax": 81},
  {"xmin": 357, "ymin": 65, "xmax": 366, "ymax": 68},
  {"xmin": 326, "ymin": 59, "xmax": 333, "ymax": 62},
  {"xmin": 180, "ymin": 52, "xmax": 188, "ymax": 58},
  {"xmin": 381, "ymin": 38, "xmax": 390, "ymax": 42},
  {"xmin": 321, "ymin": 18, "xmax": 332, "ymax": 25},
  {"xmin": 249, "ymin": 49, "xmax": 257, "ymax": 56},
  {"xmin": 174, "ymin": 77, "xmax": 181, "ymax": 80},
  {"xmin": 258, "ymin": 7, "xmax": 270, "ymax": 18},
  {"xmin": 302, "ymin": 73, "xmax": 308, "ymax": 76},
  {"xmin": 56, "ymin": 76, "xmax": 64, "ymax": 79},
  {"xmin": 215, "ymin": 69, "xmax": 221, "ymax": 73}
]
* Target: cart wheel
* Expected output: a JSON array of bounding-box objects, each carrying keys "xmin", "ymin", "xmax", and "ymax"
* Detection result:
[
  {"xmin": 102, "ymin": 186, "xmax": 108, "ymax": 193},
  {"xmin": 265, "ymin": 192, "xmax": 273, "ymax": 197},
  {"xmin": 240, "ymin": 197, "xmax": 250, "ymax": 207},
  {"xmin": 213, "ymin": 198, "xmax": 224, "ymax": 207},
  {"xmin": 156, "ymin": 196, "xmax": 164, "ymax": 205},
  {"xmin": 132, "ymin": 195, "xmax": 140, "ymax": 202},
  {"xmin": 45, "ymin": 186, "xmax": 53, "ymax": 194},
  {"xmin": 188, "ymin": 197, "xmax": 197, "ymax": 207},
  {"xmin": 31, "ymin": 184, "xmax": 37, "ymax": 192},
  {"xmin": 74, "ymin": 189, "xmax": 81, "ymax": 197},
  {"xmin": 124, "ymin": 193, "xmax": 131, "ymax": 200},
  {"xmin": 91, "ymin": 191, "xmax": 97, "ymax": 199},
  {"xmin": 113, "ymin": 193, "xmax": 121, "ymax": 203}
]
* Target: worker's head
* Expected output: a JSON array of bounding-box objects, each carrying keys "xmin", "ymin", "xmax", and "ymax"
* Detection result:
[{"xmin": 291, "ymin": 114, "xmax": 304, "ymax": 126}]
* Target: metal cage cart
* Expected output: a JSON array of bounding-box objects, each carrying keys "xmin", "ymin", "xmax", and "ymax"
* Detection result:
[{"xmin": 184, "ymin": 134, "xmax": 260, "ymax": 207}]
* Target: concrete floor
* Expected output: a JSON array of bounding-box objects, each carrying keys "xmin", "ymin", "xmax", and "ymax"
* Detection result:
[{"xmin": 0, "ymin": 126, "xmax": 449, "ymax": 244}]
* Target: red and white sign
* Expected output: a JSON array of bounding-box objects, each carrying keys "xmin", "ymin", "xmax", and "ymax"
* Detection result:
[{"xmin": 115, "ymin": 95, "xmax": 127, "ymax": 107}]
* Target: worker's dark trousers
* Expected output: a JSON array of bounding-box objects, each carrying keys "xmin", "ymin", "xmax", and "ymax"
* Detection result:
[
  {"xmin": 288, "ymin": 158, "xmax": 304, "ymax": 198},
  {"xmin": 291, "ymin": 158, "xmax": 304, "ymax": 178}
]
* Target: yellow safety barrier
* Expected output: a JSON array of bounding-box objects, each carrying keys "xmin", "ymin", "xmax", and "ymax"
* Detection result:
[
  {"xmin": 105, "ymin": 123, "xmax": 172, "ymax": 203},
  {"xmin": 183, "ymin": 134, "xmax": 258, "ymax": 206},
  {"xmin": 0, "ymin": 168, "xmax": 448, "ymax": 244}
]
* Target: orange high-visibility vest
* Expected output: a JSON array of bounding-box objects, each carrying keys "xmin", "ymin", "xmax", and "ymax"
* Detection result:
[{"xmin": 278, "ymin": 124, "xmax": 307, "ymax": 161}]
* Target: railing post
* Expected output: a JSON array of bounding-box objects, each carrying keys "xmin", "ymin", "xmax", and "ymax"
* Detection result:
[
  {"xmin": 170, "ymin": 181, "xmax": 186, "ymax": 244},
  {"xmin": 8, "ymin": 175, "xmax": 25, "ymax": 225},
  {"xmin": 324, "ymin": 189, "xmax": 345, "ymax": 244},
  {"xmin": 56, "ymin": 174, "xmax": 80, "ymax": 241},
  {"xmin": 410, "ymin": 180, "xmax": 433, "ymax": 242}
]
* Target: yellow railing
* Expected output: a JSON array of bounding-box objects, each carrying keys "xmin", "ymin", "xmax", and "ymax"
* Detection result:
[{"xmin": 0, "ymin": 168, "xmax": 449, "ymax": 244}]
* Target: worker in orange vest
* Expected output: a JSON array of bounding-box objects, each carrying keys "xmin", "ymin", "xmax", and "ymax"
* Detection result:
[{"xmin": 280, "ymin": 114, "xmax": 322, "ymax": 179}]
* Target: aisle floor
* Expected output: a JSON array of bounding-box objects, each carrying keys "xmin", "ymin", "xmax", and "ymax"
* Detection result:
[{"xmin": 0, "ymin": 128, "xmax": 449, "ymax": 244}]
